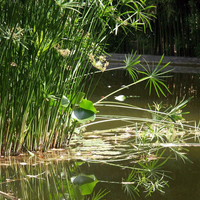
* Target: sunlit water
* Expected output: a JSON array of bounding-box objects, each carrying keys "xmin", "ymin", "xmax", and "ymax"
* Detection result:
[{"xmin": 0, "ymin": 71, "xmax": 200, "ymax": 200}]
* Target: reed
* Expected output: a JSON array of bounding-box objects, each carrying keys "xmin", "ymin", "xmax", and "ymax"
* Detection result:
[{"xmin": 0, "ymin": 0, "xmax": 153, "ymax": 155}]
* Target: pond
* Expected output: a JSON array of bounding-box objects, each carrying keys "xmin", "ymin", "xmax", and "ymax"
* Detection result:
[
  {"xmin": 0, "ymin": 71, "xmax": 200, "ymax": 200},
  {"xmin": 89, "ymin": 70, "xmax": 200, "ymax": 129}
]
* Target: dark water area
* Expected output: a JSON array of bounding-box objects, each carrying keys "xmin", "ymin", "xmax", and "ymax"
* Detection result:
[
  {"xmin": 89, "ymin": 70, "xmax": 200, "ymax": 128},
  {"xmin": 80, "ymin": 147, "xmax": 200, "ymax": 200}
]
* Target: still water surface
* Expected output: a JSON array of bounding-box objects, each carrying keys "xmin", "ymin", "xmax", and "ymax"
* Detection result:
[
  {"xmin": 0, "ymin": 71, "xmax": 200, "ymax": 200},
  {"xmin": 90, "ymin": 71, "xmax": 200, "ymax": 128}
]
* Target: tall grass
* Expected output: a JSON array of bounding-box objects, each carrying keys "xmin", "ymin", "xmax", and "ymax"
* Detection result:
[{"xmin": 0, "ymin": 0, "xmax": 153, "ymax": 156}]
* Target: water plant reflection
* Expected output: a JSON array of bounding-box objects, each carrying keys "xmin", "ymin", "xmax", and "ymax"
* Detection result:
[
  {"xmin": 0, "ymin": 110, "xmax": 199, "ymax": 200},
  {"xmin": 0, "ymin": 151, "xmax": 170, "ymax": 199}
]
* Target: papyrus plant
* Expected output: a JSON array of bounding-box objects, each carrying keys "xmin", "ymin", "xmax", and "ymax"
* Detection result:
[{"xmin": 0, "ymin": 0, "xmax": 153, "ymax": 155}]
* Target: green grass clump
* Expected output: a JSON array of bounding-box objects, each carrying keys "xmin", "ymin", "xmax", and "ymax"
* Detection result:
[{"xmin": 0, "ymin": 0, "xmax": 153, "ymax": 155}]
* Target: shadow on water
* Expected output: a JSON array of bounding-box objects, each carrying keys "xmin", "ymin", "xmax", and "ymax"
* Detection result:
[{"xmin": 0, "ymin": 71, "xmax": 200, "ymax": 200}]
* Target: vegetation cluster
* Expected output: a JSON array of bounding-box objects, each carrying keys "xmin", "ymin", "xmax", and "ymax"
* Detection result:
[
  {"xmin": 0, "ymin": 0, "xmax": 200, "ymax": 199},
  {"xmin": 0, "ymin": 0, "xmax": 154, "ymax": 156},
  {"xmin": 108, "ymin": 0, "xmax": 200, "ymax": 57}
]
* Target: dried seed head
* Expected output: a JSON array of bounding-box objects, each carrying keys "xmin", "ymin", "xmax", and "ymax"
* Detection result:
[
  {"xmin": 57, "ymin": 48, "xmax": 71, "ymax": 57},
  {"xmin": 89, "ymin": 53, "xmax": 95, "ymax": 62}
]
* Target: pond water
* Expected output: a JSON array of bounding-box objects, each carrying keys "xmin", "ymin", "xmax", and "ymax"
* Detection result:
[
  {"xmin": 0, "ymin": 71, "xmax": 200, "ymax": 200},
  {"xmin": 89, "ymin": 70, "xmax": 200, "ymax": 128}
]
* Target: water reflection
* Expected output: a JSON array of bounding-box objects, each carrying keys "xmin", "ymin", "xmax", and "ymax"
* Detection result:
[
  {"xmin": 0, "ymin": 71, "xmax": 200, "ymax": 200},
  {"xmin": 0, "ymin": 131, "xmax": 200, "ymax": 200},
  {"xmin": 0, "ymin": 147, "xmax": 199, "ymax": 199},
  {"xmin": 0, "ymin": 157, "xmax": 74, "ymax": 200},
  {"xmin": 0, "ymin": 152, "xmax": 170, "ymax": 200}
]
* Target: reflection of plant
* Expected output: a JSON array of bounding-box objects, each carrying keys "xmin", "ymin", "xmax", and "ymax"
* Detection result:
[
  {"xmin": 91, "ymin": 189, "xmax": 110, "ymax": 200},
  {"xmin": 121, "ymin": 151, "xmax": 169, "ymax": 198},
  {"xmin": 122, "ymin": 170, "xmax": 139, "ymax": 200},
  {"xmin": 0, "ymin": 159, "xmax": 109, "ymax": 200}
]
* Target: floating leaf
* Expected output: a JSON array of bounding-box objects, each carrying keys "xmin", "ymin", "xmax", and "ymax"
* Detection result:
[{"xmin": 72, "ymin": 108, "xmax": 95, "ymax": 123}]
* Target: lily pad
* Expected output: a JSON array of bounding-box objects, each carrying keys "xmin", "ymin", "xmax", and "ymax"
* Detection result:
[{"xmin": 72, "ymin": 108, "xmax": 96, "ymax": 124}]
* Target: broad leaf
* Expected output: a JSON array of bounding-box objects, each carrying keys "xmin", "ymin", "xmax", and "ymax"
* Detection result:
[
  {"xmin": 72, "ymin": 108, "xmax": 95, "ymax": 123},
  {"xmin": 79, "ymin": 99, "xmax": 97, "ymax": 114},
  {"xmin": 72, "ymin": 175, "xmax": 94, "ymax": 186},
  {"xmin": 71, "ymin": 92, "xmax": 85, "ymax": 105},
  {"xmin": 71, "ymin": 175, "xmax": 98, "ymax": 195},
  {"xmin": 61, "ymin": 95, "xmax": 70, "ymax": 107}
]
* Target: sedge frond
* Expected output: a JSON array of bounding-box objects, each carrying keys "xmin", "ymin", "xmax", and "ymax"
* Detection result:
[
  {"xmin": 124, "ymin": 51, "xmax": 140, "ymax": 82},
  {"xmin": 138, "ymin": 55, "xmax": 173, "ymax": 97}
]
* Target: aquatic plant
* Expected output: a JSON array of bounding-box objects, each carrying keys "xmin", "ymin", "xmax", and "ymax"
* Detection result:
[
  {"xmin": 75, "ymin": 52, "xmax": 200, "ymax": 197},
  {"xmin": 0, "ymin": 0, "xmax": 153, "ymax": 156}
]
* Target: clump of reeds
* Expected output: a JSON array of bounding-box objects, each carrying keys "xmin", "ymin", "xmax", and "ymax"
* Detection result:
[{"xmin": 0, "ymin": 0, "xmax": 153, "ymax": 156}]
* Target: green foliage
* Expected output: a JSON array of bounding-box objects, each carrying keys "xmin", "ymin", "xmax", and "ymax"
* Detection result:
[
  {"xmin": 122, "ymin": 170, "xmax": 140, "ymax": 199},
  {"xmin": 107, "ymin": 0, "xmax": 200, "ymax": 56},
  {"xmin": 0, "ymin": 0, "xmax": 153, "ymax": 155},
  {"xmin": 95, "ymin": 52, "xmax": 172, "ymax": 105},
  {"xmin": 124, "ymin": 51, "xmax": 140, "ymax": 81},
  {"xmin": 139, "ymin": 55, "xmax": 173, "ymax": 97},
  {"xmin": 72, "ymin": 108, "xmax": 96, "ymax": 124},
  {"xmin": 71, "ymin": 174, "xmax": 99, "ymax": 195},
  {"xmin": 91, "ymin": 189, "xmax": 110, "ymax": 200}
]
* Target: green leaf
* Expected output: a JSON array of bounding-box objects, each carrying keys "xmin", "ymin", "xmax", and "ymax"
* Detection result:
[
  {"xmin": 47, "ymin": 94, "xmax": 58, "ymax": 100},
  {"xmin": 124, "ymin": 51, "xmax": 140, "ymax": 81},
  {"xmin": 55, "ymin": 0, "xmax": 82, "ymax": 13},
  {"xmin": 79, "ymin": 180, "xmax": 98, "ymax": 195},
  {"xmin": 71, "ymin": 92, "xmax": 85, "ymax": 105},
  {"xmin": 71, "ymin": 175, "xmax": 99, "ymax": 195},
  {"xmin": 138, "ymin": 55, "xmax": 173, "ymax": 97},
  {"xmin": 79, "ymin": 99, "xmax": 97, "ymax": 114},
  {"xmin": 71, "ymin": 175, "xmax": 98, "ymax": 196},
  {"xmin": 72, "ymin": 108, "xmax": 96, "ymax": 123},
  {"xmin": 61, "ymin": 95, "xmax": 70, "ymax": 107},
  {"xmin": 72, "ymin": 175, "xmax": 95, "ymax": 186}
]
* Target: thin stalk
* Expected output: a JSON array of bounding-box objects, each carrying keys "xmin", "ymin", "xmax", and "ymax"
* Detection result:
[{"xmin": 94, "ymin": 76, "xmax": 149, "ymax": 105}]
